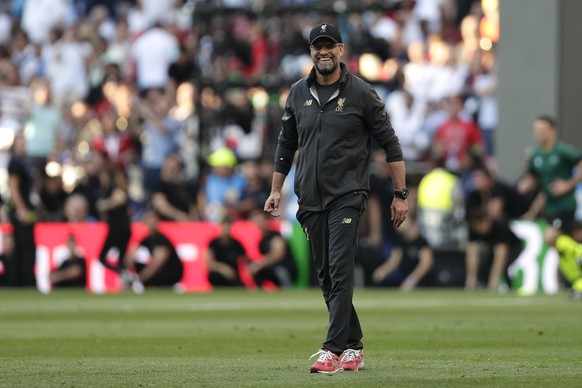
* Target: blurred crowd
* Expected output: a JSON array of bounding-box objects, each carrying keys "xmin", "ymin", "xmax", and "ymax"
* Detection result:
[
  {"xmin": 10, "ymin": 0, "xmax": 577, "ymax": 293},
  {"xmin": 0, "ymin": 0, "xmax": 499, "ymax": 222}
]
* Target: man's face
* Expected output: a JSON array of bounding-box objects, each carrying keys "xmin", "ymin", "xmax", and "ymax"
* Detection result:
[
  {"xmin": 310, "ymin": 38, "xmax": 343, "ymax": 76},
  {"xmin": 533, "ymin": 119, "xmax": 555, "ymax": 146},
  {"xmin": 472, "ymin": 170, "xmax": 490, "ymax": 192}
]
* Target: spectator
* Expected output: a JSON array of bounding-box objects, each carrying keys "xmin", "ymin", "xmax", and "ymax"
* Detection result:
[
  {"xmin": 49, "ymin": 234, "xmax": 87, "ymax": 288},
  {"xmin": 465, "ymin": 208, "xmax": 522, "ymax": 291},
  {"xmin": 73, "ymin": 151, "xmax": 106, "ymax": 220},
  {"xmin": 206, "ymin": 217, "xmax": 247, "ymax": 287},
  {"xmin": 465, "ymin": 165, "xmax": 537, "ymax": 222},
  {"xmin": 130, "ymin": 21, "xmax": 179, "ymax": 93},
  {"xmin": 24, "ymin": 80, "xmax": 62, "ymax": 170},
  {"xmin": 0, "ymin": 60, "xmax": 33, "ymax": 132},
  {"xmin": 94, "ymin": 151, "xmax": 131, "ymax": 274},
  {"xmin": 424, "ymin": 39, "xmax": 470, "ymax": 105},
  {"xmin": 132, "ymin": 88, "xmax": 180, "ymax": 195},
  {"xmin": 472, "ymin": 50, "xmax": 498, "ymax": 157},
  {"xmin": 413, "ymin": 0, "xmax": 449, "ymax": 36},
  {"xmin": 169, "ymin": 81, "xmax": 201, "ymax": 183},
  {"xmin": 102, "ymin": 19, "xmax": 131, "ymax": 77},
  {"xmin": 63, "ymin": 193, "xmax": 93, "ymax": 223},
  {"xmin": 21, "ymin": 0, "xmax": 71, "ymax": 44},
  {"xmin": 372, "ymin": 216, "xmax": 434, "ymax": 291},
  {"xmin": 18, "ymin": 42, "xmax": 44, "ymax": 86},
  {"xmin": 239, "ymin": 159, "xmax": 270, "ymax": 217},
  {"xmin": 247, "ymin": 209, "xmax": 297, "ymax": 288},
  {"xmin": 416, "ymin": 153, "xmax": 466, "ymax": 251},
  {"xmin": 6, "ymin": 133, "xmax": 37, "ymax": 287},
  {"xmin": 38, "ymin": 170, "xmax": 68, "ymax": 221},
  {"xmin": 87, "ymin": 4, "xmax": 116, "ymax": 42},
  {"xmin": 151, "ymin": 153, "xmax": 199, "ymax": 222},
  {"xmin": 86, "ymin": 35, "xmax": 111, "ymax": 105},
  {"xmin": 385, "ymin": 85, "xmax": 429, "ymax": 163},
  {"xmin": 135, "ymin": 0, "xmax": 177, "ymax": 29},
  {"xmin": 433, "ymin": 94, "xmax": 483, "ymax": 173},
  {"xmin": 126, "ymin": 0, "xmax": 150, "ymax": 37},
  {"xmin": 45, "ymin": 25, "xmax": 91, "ymax": 108},
  {"xmin": 402, "ymin": 41, "xmax": 429, "ymax": 101},
  {"xmin": 199, "ymin": 147, "xmax": 246, "ymax": 222},
  {"xmin": 90, "ymin": 108, "xmax": 134, "ymax": 173},
  {"xmin": 10, "ymin": 29, "xmax": 34, "ymax": 84},
  {"xmin": 167, "ymin": 46, "xmax": 197, "ymax": 99},
  {"xmin": 124, "ymin": 210, "xmax": 184, "ymax": 293}
]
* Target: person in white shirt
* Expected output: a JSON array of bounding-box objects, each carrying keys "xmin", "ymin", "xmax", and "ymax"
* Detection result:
[
  {"xmin": 413, "ymin": 0, "xmax": 449, "ymax": 35},
  {"xmin": 472, "ymin": 52, "xmax": 498, "ymax": 157},
  {"xmin": 130, "ymin": 22, "xmax": 179, "ymax": 93},
  {"xmin": 21, "ymin": 0, "xmax": 71, "ymax": 44},
  {"xmin": 385, "ymin": 87, "xmax": 429, "ymax": 162},
  {"xmin": 45, "ymin": 26, "xmax": 91, "ymax": 106}
]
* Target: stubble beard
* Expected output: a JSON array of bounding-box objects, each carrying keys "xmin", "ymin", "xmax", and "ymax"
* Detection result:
[{"xmin": 314, "ymin": 57, "xmax": 339, "ymax": 76}]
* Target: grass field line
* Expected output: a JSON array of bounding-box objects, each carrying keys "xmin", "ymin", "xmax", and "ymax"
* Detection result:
[{"xmin": 0, "ymin": 294, "xmax": 561, "ymax": 314}]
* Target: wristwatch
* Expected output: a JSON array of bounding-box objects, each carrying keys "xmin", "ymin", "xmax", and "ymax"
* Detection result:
[{"xmin": 394, "ymin": 188, "xmax": 409, "ymax": 200}]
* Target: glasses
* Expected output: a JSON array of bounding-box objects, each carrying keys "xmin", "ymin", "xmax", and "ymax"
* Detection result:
[{"xmin": 310, "ymin": 42, "xmax": 341, "ymax": 52}]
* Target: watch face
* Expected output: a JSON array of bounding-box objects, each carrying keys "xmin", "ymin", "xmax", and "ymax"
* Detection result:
[{"xmin": 396, "ymin": 188, "xmax": 409, "ymax": 199}]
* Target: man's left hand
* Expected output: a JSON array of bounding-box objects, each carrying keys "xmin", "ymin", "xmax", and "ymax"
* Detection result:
[{"xmin": 391, "ymin": 198, "xmax": 408, "ymax": 228}]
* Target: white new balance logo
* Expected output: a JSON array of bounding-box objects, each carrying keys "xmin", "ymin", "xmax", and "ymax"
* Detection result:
[{"xmin": 341, "ymin": 218, "xmax": 353, "ymax": 224}]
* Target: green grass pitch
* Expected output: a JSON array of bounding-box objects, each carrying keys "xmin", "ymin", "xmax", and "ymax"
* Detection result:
[{"xmin": 1, "ymin": 289, "xmax": 581, "ymax": 387}]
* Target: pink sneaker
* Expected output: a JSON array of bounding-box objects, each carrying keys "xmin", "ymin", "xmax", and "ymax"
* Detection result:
[
  {"xmin": 308, "ymin": 349, "xmax": 342, "ymax": 374},
  {"xmin": 341, "ymin": 349, "xmax": 364, "ymax": 371}
]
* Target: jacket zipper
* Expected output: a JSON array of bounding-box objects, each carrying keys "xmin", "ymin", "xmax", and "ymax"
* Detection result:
[
  {"xmin": 310, "ymin": 83, "xmax": 341, "ymax": 211},
  {"xmin": 316, "ymin": 111, "xmax": 323, "ymax": 210}
]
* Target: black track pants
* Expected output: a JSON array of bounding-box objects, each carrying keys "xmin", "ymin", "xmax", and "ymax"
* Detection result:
[{"xmin": 298, "ymin": 192, "xmax": 367, "ymax": 355}]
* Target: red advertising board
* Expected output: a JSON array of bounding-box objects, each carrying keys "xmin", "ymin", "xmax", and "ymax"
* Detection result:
[{"xmin": 0, "ymin": 221, "xmax": 276, "ymax": 293}]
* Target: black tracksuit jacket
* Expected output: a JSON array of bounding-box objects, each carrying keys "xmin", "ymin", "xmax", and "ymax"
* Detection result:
[{"xmin": 274, "ymin": 63, "xmax": 403, "ymax": 212}]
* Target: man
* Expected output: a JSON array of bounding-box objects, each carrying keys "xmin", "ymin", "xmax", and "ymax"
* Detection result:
[
  {"xmin": 433, "ymin": 94, "xmax": 483, "ymax": 174},
  {"xmin": 199, "ymin": 147, "xmax": 247, "ymax": 222},
  {"xmin": 264, "ymin": 23, "xmax": 408, "ymax": 374},
  {"xmin": 416, "ymin": 152, "xmax": 465, "ymax": 251},
  {"xmin": 465, "ymin": 165, "xmax": 536, "ymax": 222},
  {"xmin": 7, "ymin": 134, "xmax": 37, "ymax": 287},
  {"xmin": 205, "ymin": 217, "xmax": 247, "ymax": 287},
  {"xmin": 49, "ymin": 234, "xmax": 87, "ymax": 288},
  {"xmin": 464, "ymin": 209, "xmax": 522, "ymax": 291},
  {"xmin": 518, "ymin": 115, "xmax": 582, "ymax": 230},
  {"xmin": 517, "ymin": 116, "xmax": 582, "ymax": 280},
  {"xmin": 124, "ymin": 211, "xmax": 184, "ymax": 293},
  {"xmin": 247, "ymin": 209, "xmax": 297, "ymax": 288},
  {"xmin": 152, "ymin": 153, "xmax": 199, "ymax": 221},
  {"xmin": 372, "ymin": 216, "xmax": 434, "ymax": 291}
]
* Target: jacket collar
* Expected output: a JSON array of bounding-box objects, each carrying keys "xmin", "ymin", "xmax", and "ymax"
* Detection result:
[{"xmin": 307, "ymin": 62, "xmax": 349, "ymax": 87}]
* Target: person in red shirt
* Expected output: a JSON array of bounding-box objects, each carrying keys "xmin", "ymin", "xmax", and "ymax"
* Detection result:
[
  {"xmin": 433, "ymin": 94, "xmax": 483, "ymax": 173},
  {"xmin": 91, "ymin": 108, "xmax": 134, "ymax": 173}
]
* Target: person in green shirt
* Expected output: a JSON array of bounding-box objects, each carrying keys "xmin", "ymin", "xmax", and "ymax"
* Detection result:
[
  {"xmin": 518, "ymin": 115, "xmax": 582, "ymax": 298},
  {"xmin": 546, "ymin": 222, "xmax": 582, "ymax": 299},
  {"xmin": 518, "ymin": 115, "xmax": 582, "ymax": 230}
]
